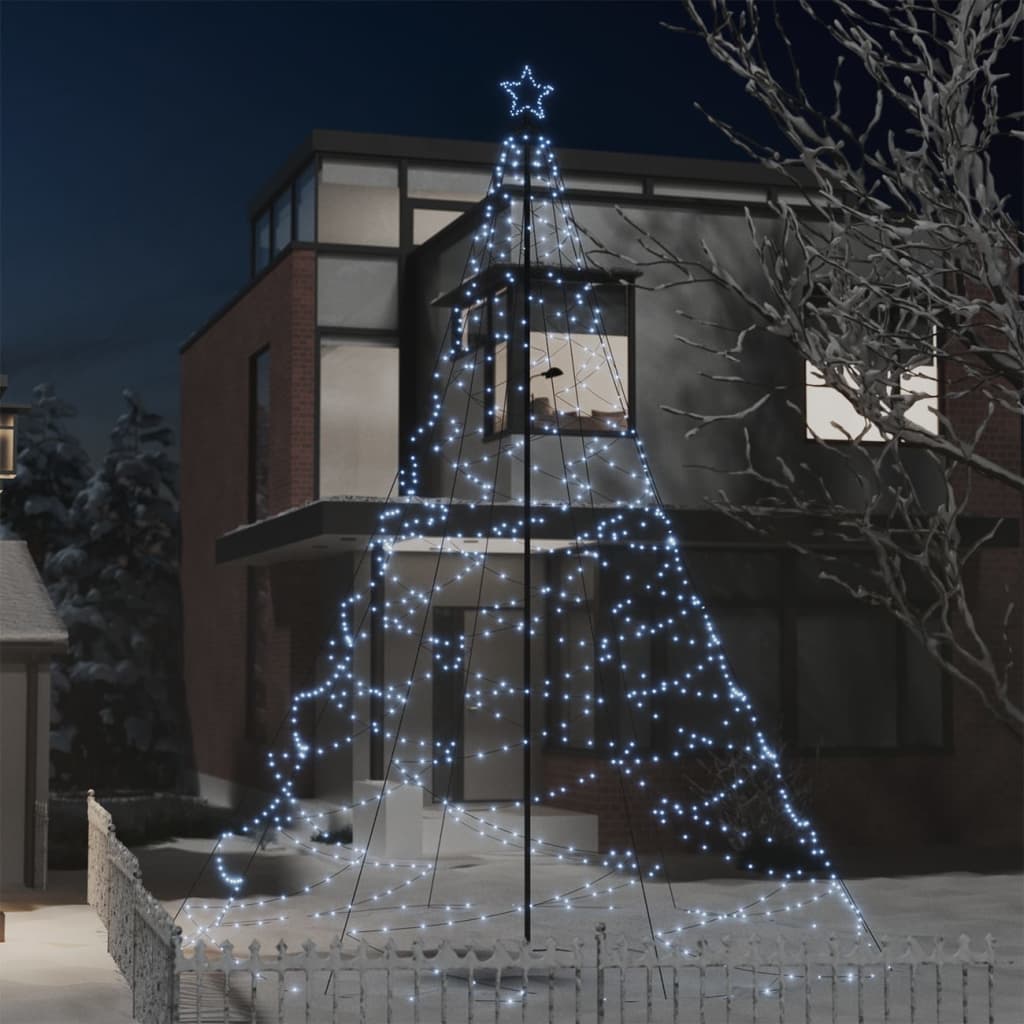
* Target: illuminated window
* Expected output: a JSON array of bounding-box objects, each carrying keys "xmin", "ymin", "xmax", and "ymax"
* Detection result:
[
  {"xmin": 407, "ymin": 165, "xmax": 491, "ymax": 203},
  {"xmin": 487, "ymin": 281, "xmax": 631, "ymax": 436},
  {"xmin": 318, "ymin": 336, "xmax": 399, "ymax": 499},
  {"xmin": 0, "ymin": 410, "xmax": 16, "ymax": 480},
  {"xmin": 805, "ymin": 323, "xmax": 939, "ymax": 441},
  {"xmin": 317, "ymin": 255, "xmax": 398, "ymax": 330},
  {"xmin": 318, "ymin": 159, "xmax": 399, "ymax": 247}
]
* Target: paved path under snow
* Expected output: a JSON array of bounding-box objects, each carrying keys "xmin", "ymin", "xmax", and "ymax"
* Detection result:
[{"xmin": 0, "ymin": 870, "xmax": 133, "ymax": 1024}]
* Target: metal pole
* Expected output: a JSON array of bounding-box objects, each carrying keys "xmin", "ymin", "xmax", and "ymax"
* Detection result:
[
  {"xmin": 369, "ymin": 545, "xmax": 385, "ymax": 780},
  {"xmin": 521, "ymin": 122, "xmax": 533, "ymax": 943}
]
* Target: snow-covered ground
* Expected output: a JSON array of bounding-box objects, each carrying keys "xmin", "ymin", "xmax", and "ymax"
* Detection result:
[{"xmin": 139, "ymin": 832, "xmax": 1022, "ymax": 1021}]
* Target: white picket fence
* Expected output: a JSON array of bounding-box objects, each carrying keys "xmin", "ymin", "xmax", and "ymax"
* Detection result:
[{"xmin": 87, "ymin": 793, "xmax": 1003, "ymax": 1024}]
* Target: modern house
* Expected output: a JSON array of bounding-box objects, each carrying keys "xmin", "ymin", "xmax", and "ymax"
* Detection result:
[{"xmin": 180, "ymin": 127, "xmax": 1022, "ymax": 859}]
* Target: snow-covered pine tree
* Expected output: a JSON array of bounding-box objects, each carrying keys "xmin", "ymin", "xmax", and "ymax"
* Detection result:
[
  {"xmin": 48, "ymin": 390, "xmax": 183, "ymax": 791},
  {"xmin": 0, "ymin": 383, "xmax": 93, "ymax": 565}
]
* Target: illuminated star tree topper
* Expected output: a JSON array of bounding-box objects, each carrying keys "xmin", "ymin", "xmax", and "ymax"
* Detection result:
[{"xmin": 500, "ymin": 64, "xmax": 554, "ymax": 120}]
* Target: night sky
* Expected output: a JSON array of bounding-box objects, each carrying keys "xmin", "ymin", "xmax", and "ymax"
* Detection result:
[{"xmin": 2, "ymin": 1, "xmax": 1020, "ymax": 462}]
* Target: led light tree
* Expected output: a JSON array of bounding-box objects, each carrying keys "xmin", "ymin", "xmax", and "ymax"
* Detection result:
[{"xmin": 187, "ymin": 66, "xmax": 868, "ymax": 951}]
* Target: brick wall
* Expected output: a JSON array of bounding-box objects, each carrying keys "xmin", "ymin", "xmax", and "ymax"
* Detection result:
[
  {"xmin": 942, "ymin": 278, "xmax": 1024, "ymax": 851},
  {"xmin": 180, "ymin": 249, "xmax": 316, "ymax": 792}
]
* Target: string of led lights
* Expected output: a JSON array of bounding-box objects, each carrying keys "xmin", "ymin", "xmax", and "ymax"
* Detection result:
[{"xmin": 181, "ymin": 64, "xmax": 872, "ymax": 950}]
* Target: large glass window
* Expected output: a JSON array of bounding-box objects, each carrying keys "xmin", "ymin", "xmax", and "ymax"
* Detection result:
[
  {"xmin": 805, "ymin": 322, "xmax": 939, "ymax": 441},
  {"xmin": 407, "ymin": 165, "xmax": 491, "ymax": 203},
  {"xmin": 797, "ymin": 612, "xmax": 901, "ymax": 747},
  {"xmin": 272, "ymin": 190, "xmax": 292, "ymax": 256},
  {"xmin": 319, "ymin": 336, "xmax": 399, "ymax": 498},
  {"xmin": 317, "ymin": 255, "xmax": 399, "ymax": 330},
  {"xmin": 248, "ymin": 347, "xmax": 270, "ymax": 520},
  {"xmin": 712, "ymin": 610, "xmax": 782, "ymax": 735},
  {"xmin": 486, "ymin": 281, "xmax": 630, "ymax": 435},
  {"xmin": 319, "ymin": 159, "xmax": 399, "ymax": 247},
  {"xmin": 793, "ymin": 552, "xmax": 944, "ymax": 750},
  {"xmin": 563, "ymin": 546, "xmax": 946, "ymax": 755},
  {"xmin": 295, "ymin": 162, "xmax": 316, "ymax": 242},
  {"xmin": 253, "ymin": 211, "xmax": 271, "ymax": 275}
]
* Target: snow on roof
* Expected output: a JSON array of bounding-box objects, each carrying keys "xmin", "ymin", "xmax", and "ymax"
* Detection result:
[{"xmin": 0, "ymin": 539, "xmax": 68, "ymax": 648}]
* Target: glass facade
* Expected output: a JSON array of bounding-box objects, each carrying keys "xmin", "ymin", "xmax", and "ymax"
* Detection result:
[
  {"xmin": 407, "ymin": 165, "xmax": 490, "ymax": 203},
  {"xmin": 253, "ymin": 211, "xmax": 271, "ymax": 274},
  {"xmin": 318, "ymin": 337, "xmax": 399, "ymax": 499},
  {"xmin": 295, "ymin": 162, "xmax": 316, "ymax": 242},
  {"xmin": 545, "ymin": 548, "xmax": 945, "ymax": 755},
  {"xmin": 319, "ymin": 159, "xmax": 400, "ymax": 247},
  {"xmin": 272, "ymin": 189, "xmax": 292, "ymax": 256},
  {"xmin": 317, "ymin": 255, "xmax": 398, "ymax": 330}
]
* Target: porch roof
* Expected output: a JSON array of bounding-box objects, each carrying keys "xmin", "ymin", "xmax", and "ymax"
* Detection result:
[
  {"xmin": 214, "ymin": 497, "xmax": 1018, "ymax": 567},
  {"xmin": 0, "ymin": 539, "xmax": 68, "ymax": 651}
]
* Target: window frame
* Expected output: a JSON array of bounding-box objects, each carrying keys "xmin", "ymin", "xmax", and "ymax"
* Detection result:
[
  {"xmin": 250, "ymin": 159, "xmax": 319, "ymax": 277},
  {"xmin": 479, "ymin": 280, "xmax": 635, "ymax": 440},
  {"xmin": 802, "ymin": 308, "xmax": 942, "ymax": 445},
  {"xmin": 542, "ymin": 545, "xmax": 950, "ymax": 759},
  {"xmin": 294, "ymin": 160, "xmax": 317, "ymax": 243},
  {"xmin": 317, "ymin": 157, "xmax": 401, "ymax": 249},
  {"xmin": 315, "ymin": 329, "xmax": 400, "ymax": 501},
  {"xmin": 271, "ymin": 187, "xmax": 293, "ymax": 257},
  {"xmin": 251, "ymin": 210, "xmax": 271, "ymax": 277},
  {"xmin": 247, "ymin": 346, "xmax": 271, "ymax": 522}
]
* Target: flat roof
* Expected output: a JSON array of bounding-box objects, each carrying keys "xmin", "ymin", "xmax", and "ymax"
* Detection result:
[
  {"xmin": 249, "ymin": 128, "xmax": 806, "ymax": 217},
  {"xmin": 215, "ymin": 497, "xmax": 1020, "ymax": 567}
]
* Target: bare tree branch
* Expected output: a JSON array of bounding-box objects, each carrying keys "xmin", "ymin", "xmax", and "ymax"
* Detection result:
[{"xmin": 615, "ymin": 0, "xmax": 1024, "ymax": 735}]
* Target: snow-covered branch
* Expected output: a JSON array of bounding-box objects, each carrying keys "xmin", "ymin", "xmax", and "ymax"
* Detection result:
[{"xmin": 640, "ymin": 0, "xmax": 1023, "ymax": 734}]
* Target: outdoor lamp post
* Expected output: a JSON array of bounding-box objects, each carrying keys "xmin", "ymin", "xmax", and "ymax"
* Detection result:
[{"xmin": 0, "ymin": 375, "xmax": 28, "ymax": 488}]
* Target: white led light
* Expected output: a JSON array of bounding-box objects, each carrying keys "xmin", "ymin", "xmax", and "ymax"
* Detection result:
[{"xmin": 184, "ymin": 68, "xmax": 868, "ymax": 954}]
